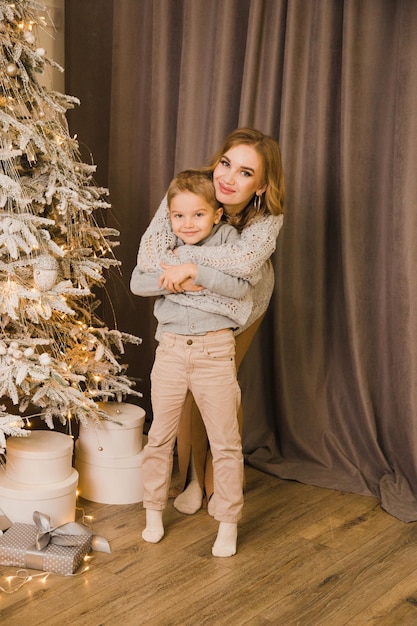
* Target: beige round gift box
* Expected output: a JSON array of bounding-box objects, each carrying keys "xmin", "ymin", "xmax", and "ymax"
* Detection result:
[
  {"xmin": 74, "ymin": 440, "xmax": 144, "ymax": 505},
  {"xmin": 78, "ymin": 402, "xmax": 145, "ymax": 458},
  {"xmin": 0, "ymin": 468, "xmax": 79, "ymax": 526},
  {"xmin": 5, "ymin": 431, "xmax": 74, "ymax": 485}
]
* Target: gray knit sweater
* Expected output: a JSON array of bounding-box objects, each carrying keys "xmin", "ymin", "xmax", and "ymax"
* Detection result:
[
  {"xmin": 132, "ymin": 194, "xmax": 284, "ymax": 335},
  {"xmin": 131, "ymin": 222, "xmax": 252, "ymax": 339}
]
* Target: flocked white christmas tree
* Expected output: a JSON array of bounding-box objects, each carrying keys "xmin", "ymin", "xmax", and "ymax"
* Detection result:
[{"xmin": 0, "ymin": 0, "xmax": 141, "ymax": 451}]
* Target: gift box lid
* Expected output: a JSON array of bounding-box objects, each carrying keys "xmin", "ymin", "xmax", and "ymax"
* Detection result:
[
  {"xmin": 0, "ymin": 468, "xmax": 78, "ymax": 500},
  {"xmin": 95, "ymin": 402, "xmax": 145, "ymax": 430},
  {"xmin": 7, "ymin": 431, "xmax": 74, "ymax": 459},
  {"xmin": 75, "ymin": 440, "xmax": 143, "ymax": 469}
]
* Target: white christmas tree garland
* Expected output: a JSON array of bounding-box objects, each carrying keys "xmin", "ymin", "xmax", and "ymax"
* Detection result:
[{"xmin": 0, "ymin": 0, "xmax": 141, "ymax": 449}]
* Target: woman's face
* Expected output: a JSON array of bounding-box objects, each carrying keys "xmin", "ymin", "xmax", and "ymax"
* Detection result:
[{"xmin": 213, "ymin": 144, "xmax": 266, "ymax": 215}]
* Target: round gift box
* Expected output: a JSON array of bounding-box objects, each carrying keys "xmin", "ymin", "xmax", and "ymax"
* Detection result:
[
  {"xmin": 74, "ymin": 440, "xmax": 143, "ymax": 504},
  {"xmin": 0, "ymin": 468, "xmax": 79, "ymax": 526},
  {"xmin": 78, "ymin": 402, "xmax": 145, "ymax": 458},
  {"xmin": 6, "ymin": 431, "xmax": 74, "ymax": 485}
]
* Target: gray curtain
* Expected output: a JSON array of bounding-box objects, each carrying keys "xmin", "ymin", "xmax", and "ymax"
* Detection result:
[{"xmin": 65, "ymin": 0, "xmax": 417, "ymax": 522}]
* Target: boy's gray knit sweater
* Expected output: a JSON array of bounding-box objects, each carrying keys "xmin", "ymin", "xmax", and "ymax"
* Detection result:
[
  {"xmin": 130, "ymin": 222, "xmax": 252, "ymax": 339},
  {"xmin": 132, "ymin": 194, "xmax": 284, "ymax": 336}
]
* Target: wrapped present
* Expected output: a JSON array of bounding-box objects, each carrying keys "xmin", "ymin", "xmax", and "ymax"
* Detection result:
[{"xmin": 0, "ymin": 511, "xmax": 110, "ymax": 575}]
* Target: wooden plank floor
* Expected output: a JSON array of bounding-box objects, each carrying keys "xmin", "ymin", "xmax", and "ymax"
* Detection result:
[{"xmin": 1, "ymin": 464, "xmax": 417, "ymax": 625}]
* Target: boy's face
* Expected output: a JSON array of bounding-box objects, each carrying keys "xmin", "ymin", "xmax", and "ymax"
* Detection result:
[{"xmin": 169, "ymin": 192, "xmax": 223, "ymax": 244}]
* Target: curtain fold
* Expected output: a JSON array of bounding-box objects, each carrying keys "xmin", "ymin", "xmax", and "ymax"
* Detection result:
[
  {"xmin": 337, "ymin": 0, "xmax": 417, "ymax": 518},
  {"xmin": 65, "ymin": 0, "xmax": 417, "ymax": 522}
]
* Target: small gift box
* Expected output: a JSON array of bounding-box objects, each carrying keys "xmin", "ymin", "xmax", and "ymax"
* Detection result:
[{"xmin": 0, "ymin": 511, "xmax": 110, "ymax": 575}]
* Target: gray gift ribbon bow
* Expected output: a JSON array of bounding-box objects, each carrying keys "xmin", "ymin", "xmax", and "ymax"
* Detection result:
[{"xmin": 33, "ymin": 510, "xmax": 111, "ymax": 553}]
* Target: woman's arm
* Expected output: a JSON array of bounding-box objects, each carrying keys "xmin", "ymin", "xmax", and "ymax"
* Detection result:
[
  {"xmin": 158, "ymin": 222, "xmax": 253, "ymax": 297},
  {"xmin": 133, "ymin": 195, "xmax": 283, "ymax": 282},
  {"xmin": 176, "ymin": 214, "xmax": 284, "ymax": 279},
  {"xmin": 134, "ymin": 195, "xmax": 178, "ymax": 272}
]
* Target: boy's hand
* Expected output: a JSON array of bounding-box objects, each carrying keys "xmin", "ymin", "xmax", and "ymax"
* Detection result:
[
  {"xmin": 159, "ymin": 263, "xmax": 203, "ymax": 292},
  {"xmin": 178, "ymin": 278, "xmax": 204, "ymax": 292}
]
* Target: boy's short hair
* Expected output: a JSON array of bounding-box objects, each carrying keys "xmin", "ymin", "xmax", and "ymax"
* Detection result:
[{"xmin": 167, "ymin": 169, "xmax": 220, "ymax": 211}]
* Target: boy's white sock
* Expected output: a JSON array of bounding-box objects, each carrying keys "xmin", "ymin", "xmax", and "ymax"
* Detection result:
[
  {"xmin": 212, "ymin": 521, "xmax": 237, "ymax": 557},
  {"xmin": 142, "ymin": 509, "xmax": 164, "ymax": 543},
  {"xmin": 173, "ymin": 453, "xmax": 203, "ymax": 514}
]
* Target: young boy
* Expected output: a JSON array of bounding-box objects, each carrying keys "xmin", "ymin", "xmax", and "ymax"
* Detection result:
[{"xmin": 130, "ymin": 169, "xmax": 252, "ymax": 557}]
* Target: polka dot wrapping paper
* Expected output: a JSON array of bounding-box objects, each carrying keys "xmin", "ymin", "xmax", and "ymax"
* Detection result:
[{"xmin": 0, "ymin": 523, "xmax": 92, "ymax": 575}]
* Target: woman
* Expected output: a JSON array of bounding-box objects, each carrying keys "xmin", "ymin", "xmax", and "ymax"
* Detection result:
[{"xmin": 134, "ymin": 128, "xmax": 285, "ymax": 515}]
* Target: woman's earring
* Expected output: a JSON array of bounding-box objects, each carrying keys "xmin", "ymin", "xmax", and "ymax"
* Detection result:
[{"xmin": 254, "ymin": 193, "xmax": 262, "ymax": 212}]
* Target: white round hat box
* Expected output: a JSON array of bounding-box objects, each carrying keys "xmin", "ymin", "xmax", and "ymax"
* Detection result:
[
  {"xmin": 6, "ymin": 431, "xmax": 74, "ymax": 485},
  {"xmin": 0, "ymin": 468, "xmax": 79, "ymax": 525},
  {"xmin": 78, "ymin": 402, "xmax": 145, "ymax": 458},
  {"xmin": 74, "ymin": 440, "xmax": 144, "ymax": 504}
]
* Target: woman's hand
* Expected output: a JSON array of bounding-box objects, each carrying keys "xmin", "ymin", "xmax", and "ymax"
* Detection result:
[{"xmin": 158, "ymin": 263, "xmax": 203, "ymax": 292}]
